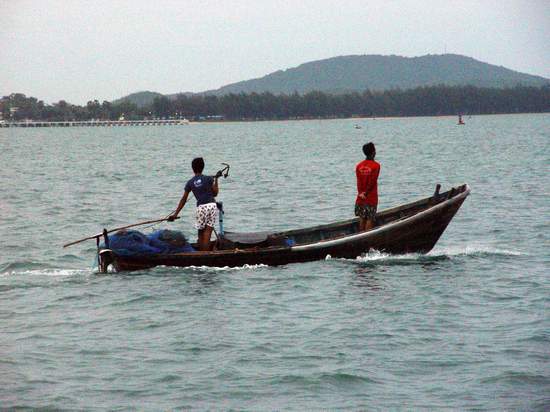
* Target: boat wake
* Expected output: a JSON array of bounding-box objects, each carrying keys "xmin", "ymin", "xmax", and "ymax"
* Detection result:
[
  {"xmin": 156, "ymin": 263, "xmax": 270, "ymax": 273},
  {"xmin": 429, "ymin": 244, "xmax": 525, "ymax": 258},
  {"xmin": 2, "ymin": 244, "xmax": 523, "ymax": 277},
  {"xmin": 0, "ymin": 261, "xmax": 91, "ymax": 277},
  {"xmin": 328, "ymin": 243, "xmax": 525, "ymax": 266}
]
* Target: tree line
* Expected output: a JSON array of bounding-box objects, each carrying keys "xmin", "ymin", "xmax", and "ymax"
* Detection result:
[{"xmin": 2, "ymin": 85, "xmax": 549, "ymax": 122}]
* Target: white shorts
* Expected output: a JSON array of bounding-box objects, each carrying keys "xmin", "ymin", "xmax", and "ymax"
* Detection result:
[{"xmin": 195, "ymin": 202, "xmax": 219, "ymax": 230}]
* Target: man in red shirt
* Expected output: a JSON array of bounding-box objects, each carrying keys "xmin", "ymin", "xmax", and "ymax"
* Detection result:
[{"xmin": 355, "ymin": 142, "xmax": 380, "ymax": 231}]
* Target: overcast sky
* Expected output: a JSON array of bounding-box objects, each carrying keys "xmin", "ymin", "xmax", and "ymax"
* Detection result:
[{"xmin": 1, "ymin": 0, "xmax": 549, "ymax": 104}]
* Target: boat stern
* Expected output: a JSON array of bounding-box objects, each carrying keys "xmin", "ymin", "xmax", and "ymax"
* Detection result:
[{"xmin": 98, "ymin": 249, "xmax": 115, "ymax": 273}]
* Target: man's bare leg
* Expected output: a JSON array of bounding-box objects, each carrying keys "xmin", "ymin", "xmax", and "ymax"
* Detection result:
[
  {"xmin": 198, "ymin": 226, "xmax": 214, "ymax": 251},
  {"xmin": 359, "ymin": 218, "xmax": 374, "ymax": 231},
  {"xmin": 197, "ymin": 229, "xmax": 204, "ymax": 250},
  {"xmin": 364, "ymin": 219, "xmax": 374, "ymax": 231}
]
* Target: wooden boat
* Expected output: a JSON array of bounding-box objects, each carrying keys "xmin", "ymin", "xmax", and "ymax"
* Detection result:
[{"xmin": 97, "ymin": 184, "xmax": 470, "ymax": 272}]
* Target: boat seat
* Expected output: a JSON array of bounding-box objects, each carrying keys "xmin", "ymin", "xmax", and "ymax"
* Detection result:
[
  {"xmin": 218, "ymin": 231, "xmax": 288, "ymax": 250},
  {"xmin": 218, "ymin": 232, "xmax": 270, "ymax": 249},
  {"xmin": 223, "ymin": 231, "xmax": 271, "ymax": 244}
]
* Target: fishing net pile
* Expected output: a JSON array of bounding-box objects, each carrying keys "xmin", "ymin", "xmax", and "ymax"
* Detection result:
[{"xmin": 101, "ymin": 229, "xmax": 195, "ymax": 255}]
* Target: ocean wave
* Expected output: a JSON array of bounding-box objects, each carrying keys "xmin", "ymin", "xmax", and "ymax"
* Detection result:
[
  {"xmin": 271, "ymin": 371, "xmax": 379, "ymax": 386},
  {"xmin": 518, "ymin": 333, "xmax": 550, "ymax": 344},
  {"xmin": 0, "ymin": 261, "xmax": 48, "ymax": 274},
  {"xmin": 480, "ymin": 371, "xmax": 550, "ymax": 385}
]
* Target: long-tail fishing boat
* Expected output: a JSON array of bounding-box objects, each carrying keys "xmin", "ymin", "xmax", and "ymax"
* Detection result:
[{"xmin": 65, "ymin": 184, "xmax": 470, "ymax": 273}]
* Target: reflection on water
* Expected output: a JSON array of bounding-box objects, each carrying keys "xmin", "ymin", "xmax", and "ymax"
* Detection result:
[
  {"xmin": 184, "ymin": 271, "xmax": 221, "ymax": 293},
  {"xmin": 121, "ymin": 267, "xmax": 223, "ymax": 295},
  {"xmin": 351, "ymin": 266, "xmax": 384, "ymax": 291}
]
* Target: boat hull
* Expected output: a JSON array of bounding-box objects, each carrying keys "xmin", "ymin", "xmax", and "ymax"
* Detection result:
[{"xmin": 100, "ymin": 185, "xmax": 469, "ymax": 272}]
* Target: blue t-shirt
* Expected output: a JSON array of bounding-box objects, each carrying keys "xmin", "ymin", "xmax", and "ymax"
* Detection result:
[{"xmin": 185, "ymin": 175, "xmax": 215, "ymax": 206}]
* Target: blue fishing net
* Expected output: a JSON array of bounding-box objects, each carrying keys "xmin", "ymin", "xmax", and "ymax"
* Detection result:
[{"xmin": 100, "ymin": 229, "xmax": 195, "ymax": 255}]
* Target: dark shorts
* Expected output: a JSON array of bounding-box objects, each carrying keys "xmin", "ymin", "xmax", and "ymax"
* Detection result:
[{"xmin": 355, "ymin": 204, "xmax": 377, "ymax": 221}]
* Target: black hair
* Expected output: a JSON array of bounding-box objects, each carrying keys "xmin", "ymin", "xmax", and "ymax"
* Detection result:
[
  {"xmin": 191, "ymin": 157, "xmax": 205, "ymax": 174},
  {"xmin": 363, "ymin": 142, "xmax": 376, "ymax": 160}
]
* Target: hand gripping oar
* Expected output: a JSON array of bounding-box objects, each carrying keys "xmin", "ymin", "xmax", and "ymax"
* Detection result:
[{"xmin": 63, "ymin": 216, "xmax": 179, "ymax": 248}]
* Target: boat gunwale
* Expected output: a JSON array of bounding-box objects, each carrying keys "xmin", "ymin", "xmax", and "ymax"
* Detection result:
[
  {"xmin": 291, "ymin": 184, "xmax": 470, "ymax": 252},
  {"xmin": 106, "ymin": 184, "xmax": 470, "ymax": 260},
  {"xmin": 274, "ymin": 185, "xmax": 465, "ymax": 237}
]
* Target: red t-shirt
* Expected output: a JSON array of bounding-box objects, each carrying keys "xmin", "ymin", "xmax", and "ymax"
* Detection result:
[{"xmin": 355, "ymin": 159, "xmax": 380, "ymax": 206}]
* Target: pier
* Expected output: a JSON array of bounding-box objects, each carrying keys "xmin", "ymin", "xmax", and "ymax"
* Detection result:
[{"xmin": 0, "ymin": 119, "xmax": 190, "ymax": 128}]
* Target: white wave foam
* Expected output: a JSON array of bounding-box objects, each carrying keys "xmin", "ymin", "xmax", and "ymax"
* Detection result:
[
  {"xmin": 429, "ymin": 244, "xmax": 525, "ymax": 257},
  {"xmin": 355, "ymin": 250, "xmax": 422, "ymax": 262},
  {"xmin": 332, "ymin": 243, "xmax": 525, "ymax": 264},
  {"xmin": 326, "ymin": 250, "xmax": 423, "ymax": 264},
  {"xmin": 1, "ymin": 268, "xmax": 90, "ymax": 277},
  {"xmin": 157, "ymin": 263, "xmax": 269, "ymax": 272}
]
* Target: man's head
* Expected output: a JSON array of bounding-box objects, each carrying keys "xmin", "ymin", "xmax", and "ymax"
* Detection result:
[
  {"xmin": 191, "ymin": 157, "xmax": 205, "ymax": 174},
  {"xmin": 363, "ymin": 142, "xmax": 376, "ymax": 160}
]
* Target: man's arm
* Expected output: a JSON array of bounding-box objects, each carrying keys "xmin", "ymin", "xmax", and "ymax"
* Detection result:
[
  {"xmin": 363, "ymin": 166, "xmax": 380, "ymax": 196},
  {"xmin": 212, "ymin": 176, "xmax": 219, "ymax": 197},
  {"xmin": 356, "ymin": 166, "xmax": 365, "ymax": 199},
  {"xmin": 168, "ymin": 190, "xmax": 190, "ymax": 221}
]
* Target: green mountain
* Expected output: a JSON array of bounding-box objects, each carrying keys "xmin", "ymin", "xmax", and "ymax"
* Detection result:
[
  {"xmin": 205, "ymin": 54, "xmax": 549, "ymax": 95},
  {"xmin": 111, "ymin": 91, "xmax": 196, "ymax": 107},
  {"xmin": 111, "ymin": 91, "xmax": 164, "ymax": 107},
  {"xmin": 112, "ymin": 54, "xmax": 549, "ymax": 103}
]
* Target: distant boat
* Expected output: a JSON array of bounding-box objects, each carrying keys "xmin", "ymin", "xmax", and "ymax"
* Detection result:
[
  {"xmin": 354, "ymin": 124, "xmax": 362, "ymax": 129},
  {"xmin": 458, "ymin": 114, "xmax": 465, "ymax": 125}
]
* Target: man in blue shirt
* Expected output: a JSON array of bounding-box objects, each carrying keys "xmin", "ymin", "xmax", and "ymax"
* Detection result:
[{"xmin": 168, "ymin": 158, "xmax": 220, "ymax": 251}]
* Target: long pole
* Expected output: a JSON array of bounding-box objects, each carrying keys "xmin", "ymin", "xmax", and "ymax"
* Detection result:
[{"xmin": 62, "ymin": 217, "xmax": 178, "ymax": 248}]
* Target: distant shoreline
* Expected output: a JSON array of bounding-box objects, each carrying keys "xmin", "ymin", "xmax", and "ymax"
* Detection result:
[
  {"xmin": 3, "ymin": 85, "xmax": 549, "ymax": 126},
  {"xmin": 2, "ymin": 112, "xmax": 548, "ymax": 128}
]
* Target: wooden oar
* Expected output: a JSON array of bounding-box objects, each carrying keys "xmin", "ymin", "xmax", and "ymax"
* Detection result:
[{"xmin": 63, "ymin": 217, "xmax": 179, "ymax": 248}]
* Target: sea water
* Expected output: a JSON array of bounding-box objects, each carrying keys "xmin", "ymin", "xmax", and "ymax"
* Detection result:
[{"xmin": 1, "ymin": 114, "xmax": 549, "ymax": 410}]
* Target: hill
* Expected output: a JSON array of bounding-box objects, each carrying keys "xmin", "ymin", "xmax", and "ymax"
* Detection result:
[
  {"xmin": 111, "ymin": 91, "xmax": 196, "ymax": 107},
  {"xmin": 205, "ymin": 54, "xmax": 550, "ymax": 95},
  {"xmin": 111, "ymin": 91, "xmax": 164, "ymax": 107},
  {"xmin": 110, "ymin": 54, "xmax": 550, "ymax": 103}
]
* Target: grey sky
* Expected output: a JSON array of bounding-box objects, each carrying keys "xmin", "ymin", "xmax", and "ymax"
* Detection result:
[{"xmin": 1, "ymin": 0, "xmax": 549, "ymax": 104}]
